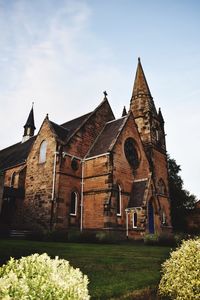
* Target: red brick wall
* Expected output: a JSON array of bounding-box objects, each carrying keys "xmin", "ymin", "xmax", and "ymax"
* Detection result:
[
  {"xmin": 56, "ymin": 100, "xmax": 114, "ymax": 229},
  {"xmin": 112, "ymin": 115, "xmax": 151, "ymax": 228},
  {"xmin": 83, "ymin": 155, "xmax": 110, "ymax": 228},
  {"xmin": 66, "ymin": 100, "xmax": 114, "ymax": 158}
]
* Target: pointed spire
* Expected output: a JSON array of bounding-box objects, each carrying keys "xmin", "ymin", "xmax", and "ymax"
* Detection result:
[
  {"xmin": 122, "ymin": 106, "xmax": 127, "ymax": 117},
  {"xmin": 132, "ymin": 57, "xmax": 152, "ymax": 99},
  {"xmin": 24, "ymin": 103, "xmax": 36, "ymax": 130},
  {"xmin": 130, "ymin": 58, "xmax": 157, "ymax": 118},
  {"xmin": 22, "ymin": 104, "xmax": 36, "ymax": 143},
  {"xmin": 158, "ymin": 108, "xmax": 164, "ymax": 124}
]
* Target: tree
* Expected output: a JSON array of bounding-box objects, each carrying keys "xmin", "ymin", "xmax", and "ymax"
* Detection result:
[{"xmin": 167, "ymin": 156, "xmax": 197, "ymax": 232}]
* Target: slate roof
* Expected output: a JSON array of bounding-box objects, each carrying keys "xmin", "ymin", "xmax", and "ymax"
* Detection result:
[
  {"xmin": 87, "ymin": 117, "xmax": 126, "ymax": 157},
  {"xmin": 50, "ymin": 121, "xmax": 69, "ymax": 141},
  {"xmin": 128, "ymin": 180, "xmax": 147, "ymax": 208},
  {"xmin": 48, "ymin": 112, "xmax": 92, "ymax": 143},
  {"xmin": 0, "ymin": 136, "xmax": 36, "ymax": 171},
  {"xmin": 0, "ymin": 99, "xmax": 111, "ymax": 170},
  {"xmin": 0, "ymin": 111, "xmax": 93, "ymax": 171},
  {"xmin": 61, "ymin": 112, "xmax": 92, "ymax": 137},
  {"xmin": 24, "ymin": 107, "xmax": 36, "ymax": 129}
]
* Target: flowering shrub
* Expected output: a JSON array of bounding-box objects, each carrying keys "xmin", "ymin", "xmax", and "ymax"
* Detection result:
[
  {"xmin": 159, "ymin": 238, "xmax": 200, "ymax": 300},
  {"xmin": 143, "ymin": 233, "xmax": 159, "ymax": 245},
  {"xmin": 0, "ymin": 253, "xmax": 90, "ymax": 300}
]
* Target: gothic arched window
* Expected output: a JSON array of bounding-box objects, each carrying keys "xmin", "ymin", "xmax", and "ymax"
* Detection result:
[
  {"xmin": 161, "ymin": 209, "xmax": 167, "ymax": 225},
  {"xmin": 133, "ymin": 212, "xmax": 137, "ymax": 228},
  {"xmin": 39, "ymin": 140, "xmax": 47, "ymax": 163},
  {"xmin": 70, "ymin": 191, "xmax": 78, "ymax": 216},
  {"xmin": 157, "ymin": 178, "xmax": 167, "ymax": 195},
  {"xmin": 10, "ymin": 172, "xmax": 16, "ymax": 187},
  {"xmin": 116, "ymin": 185, "xmax": 122, "ymax": 216}
]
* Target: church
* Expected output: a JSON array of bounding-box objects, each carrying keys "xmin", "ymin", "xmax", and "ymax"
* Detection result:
[{"xmin": 0, "ymin": 59, "xmax": 172, "ymax": 239}]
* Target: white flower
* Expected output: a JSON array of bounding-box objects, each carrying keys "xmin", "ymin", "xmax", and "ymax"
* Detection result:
[
  {"xmin": 159, "ymin": 238, "xmax": 200, "ymax": 300},
  {"xmin": 0, "ymin": 253, "xmax": 90, "ymax": 300}
]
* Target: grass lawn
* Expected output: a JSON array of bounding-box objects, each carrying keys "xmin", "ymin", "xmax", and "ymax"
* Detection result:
[{"xmin": 0, "ymin": 239, "xmax": 171, "ymax": 299}]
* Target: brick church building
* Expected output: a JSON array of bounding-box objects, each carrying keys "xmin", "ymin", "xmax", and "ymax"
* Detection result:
[{"xmin": 0, "ymin": 59, "xmax": 172, "ymax": 239}]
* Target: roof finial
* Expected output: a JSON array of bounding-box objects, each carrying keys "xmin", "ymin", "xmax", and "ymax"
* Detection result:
[
  {"xmin": 46, "ymin": 113, "xmax": 49, "ymax": 119},
  {"xmin": 103, "ymin": 91, "xmax": 108, "ymax": 98},
  {"xmin": 138, "ymin": 57, "xmax": 141, "ymax": 62},
  {"xmin": 122, "ymin": 106, "xmax": 127, "ymax": 117},
  {"xmin": 32, "ymin": 101, "xmax": 34, "ymax": 108},
  {"xmin": 22, "ymin": 104, "xmax": 36, "ymax": 143}
]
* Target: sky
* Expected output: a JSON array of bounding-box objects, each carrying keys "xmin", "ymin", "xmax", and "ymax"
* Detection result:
[{"xmin": 0, "ymin": 0, "xmax": 200, "ymax": 199}]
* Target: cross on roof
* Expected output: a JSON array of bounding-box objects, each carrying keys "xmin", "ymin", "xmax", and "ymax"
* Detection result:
[{"xmin": 103, "ymin": 91, "xmax": 108, "ymax": 97}]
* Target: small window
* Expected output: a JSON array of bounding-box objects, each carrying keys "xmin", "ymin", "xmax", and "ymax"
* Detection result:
[
  {"xmin": 39, "ymin": 140, "xmax": 47, "ymax": 163},
  {"xmin": 156, "ymin": 129, "xmax": 159, "ymax": 141},
  {"xmin": 116, "ymin": 185, "xmax": 122, "ymax": 216},
  {"xmin": 133, "ymin": 212, "xmax": 137, "ymax": 228},
  {"xmin": 162, "ymin": 210, "xmax": 167, "ymax": 225},
  {"xmin": 10, "ymin": 172, "xmax": 16, "ymax": 187},
  {"xmin": 70, "ymin": 192, "xmax": 78, "ymax": 216},
  {"xmin": 157, "ymin": 179, "xmax": 167, "ymax": 195}
]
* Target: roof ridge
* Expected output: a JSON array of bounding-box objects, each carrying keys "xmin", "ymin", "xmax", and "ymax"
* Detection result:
[
  {"xmin": 106, "ymin": 115, "xmax": 126, "ymax": 125},
  {"xmin": 64, "ymin": 97, "xmax": 114, "ymax": 145},
  {"xmin": 0, "ymin": 135, "xmax": 36, "ymax": 153},
  {"xmin": 50, "ymin": 120, "xmax": 69, "ymax": 130},
  {"xmin": 60, "ymin": 111, "xmax": 92, "ymax": 127}
]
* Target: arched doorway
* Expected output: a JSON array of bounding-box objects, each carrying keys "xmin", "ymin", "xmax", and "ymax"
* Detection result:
[{"xmin": 148, "ymin": 201, "xmax": 154, "ymax": 234}]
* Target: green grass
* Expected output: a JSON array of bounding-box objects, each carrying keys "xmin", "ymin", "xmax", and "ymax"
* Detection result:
[{"xmin": 0, "ymin": 239, "xmax": 171, "ymax": 299}]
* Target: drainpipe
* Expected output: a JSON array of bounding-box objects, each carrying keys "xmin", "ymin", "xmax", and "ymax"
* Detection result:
[
  {"xmin": 80, "ymin": 159, "xmax": 85, "ymax": 232},
  {"xmin": 126, "ymin": 210, "xmax": 129, "ymax": 238},
  {"xmin": 52, "ymin": 151, "xmax": 59, "ymax": 201},
  {"xmin": 0, "ymin": 171, "xmax": 4, "ymax": 214},
  {"xmin": 50, "ymin": 151, "xmax": 59, "ymax": 231}
]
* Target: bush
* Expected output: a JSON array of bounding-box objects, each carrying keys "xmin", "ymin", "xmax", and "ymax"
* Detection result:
[
  {"xmin": 0, "ymin": 253, "xmax": 90, "ymax": 300},
  {"xmin": 159, "ymin": 238, "xmax": 200, "ymax": 300},
  {"xmin": 143, "ymin": 233, "xmax": 159, "ymax": 245}
]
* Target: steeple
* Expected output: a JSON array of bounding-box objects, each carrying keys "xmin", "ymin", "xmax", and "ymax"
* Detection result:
[
  {"xmin": 158, "ymin": 108, "xmax": 164, "ymax": 125},
  {"xmin": 130, "ymin": 58, "xmax": 157, "ymax": 118},
  {"xmin": 129, "ymin": 59, "xmax": 166, "ymax": 151},
  {"xmin": 22, "ymin": 104, "xmax": 36, "ymax": 143},
  {"xmin": 122, "ymin": 106, "xmax": 127, "ymax": 117},
  {"xmin": 132, "ymin": 57, "xmax": 152, "ymax": 99}
]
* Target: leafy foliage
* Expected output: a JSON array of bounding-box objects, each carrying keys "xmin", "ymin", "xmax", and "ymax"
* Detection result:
[
  {"xmin": 0, "ymin": 253, "xmax": 90, "ymax": 300},
  {"xmin": 0, "ymin": 240, "xmax": 171, "ymax": 299},
  {"xmin": 168, "ymin": 155, "xmax": 197, "ymax": 231},
  {"xmin": 159, "ymin": 238, "xmax": 200, "ymax": 300}
]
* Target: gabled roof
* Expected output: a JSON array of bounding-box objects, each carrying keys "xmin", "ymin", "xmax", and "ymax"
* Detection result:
[
  {"xmin": 0, "ymin": 98, "xmax": 114, "ymax": 170},
  {"xmin": 61, "ymin": 112, "xmax": 92, "ymax": 136},
  {"xmin": 62, "ymin": 98, "xmax": 114, "ymax": 144},
  {"xmin": 49, "ymin": 98, "xmax": 114, "ymax": 144},
  {"xmin": 128, "ymin": 179, "xmax": 148, "ymax": 208},
  {"xmin": 87, "ymin": 117, "xmax": 126, "ymax": 158},
  {"xmin": 0, "ymin": 136, "xmax": 36, "ymax": 171},
  {"xmin": 50, "ymin": 121, "xmax": 69, "ymax": 141}
]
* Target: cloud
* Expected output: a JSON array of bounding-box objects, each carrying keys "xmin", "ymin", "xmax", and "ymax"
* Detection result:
[
  {"xmin": 0, "ymin": 0, "xmax": 126, "ymax": 150},
  {"xmin": 0, "ymin": 0, "xmax": 199, "ymax": 199}
]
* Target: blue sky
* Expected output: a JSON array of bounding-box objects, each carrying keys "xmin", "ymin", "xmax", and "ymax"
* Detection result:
[{"xmin": 0, "ymin": 0, "xmax": 200, "ymax": 198}]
